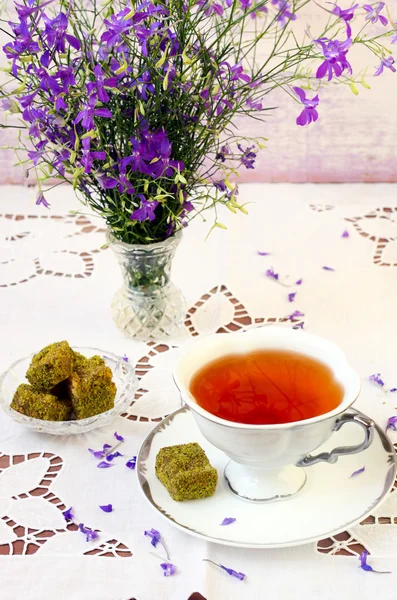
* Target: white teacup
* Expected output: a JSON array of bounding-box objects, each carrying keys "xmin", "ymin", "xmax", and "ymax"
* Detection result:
[{"xmin": 173, "ymin": 327, "xmax": 374, "ymax": 503}]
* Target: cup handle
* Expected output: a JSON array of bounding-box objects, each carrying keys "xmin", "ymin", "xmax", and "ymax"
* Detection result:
[{"xmin": 296, "ymin": 412, "xmax": 375, "ymax": 468}]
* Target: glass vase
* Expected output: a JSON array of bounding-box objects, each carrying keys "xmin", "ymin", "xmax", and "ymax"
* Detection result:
[{"xmin": 107, "ymin": 230, "xmax": 186, "ymax": 340}]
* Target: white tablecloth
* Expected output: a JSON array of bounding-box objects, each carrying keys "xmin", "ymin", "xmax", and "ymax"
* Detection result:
[{"xmin": 1, "ymin": 183, "xmax": 397, "ymax": 600}]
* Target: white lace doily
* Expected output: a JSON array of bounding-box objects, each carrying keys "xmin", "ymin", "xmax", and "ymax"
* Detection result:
[{"xmin": 0, "ymin": 183, "xmax": 397, "ymax": 600}]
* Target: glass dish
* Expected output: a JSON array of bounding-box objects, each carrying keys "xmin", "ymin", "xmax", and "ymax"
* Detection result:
[{"xmin": 0, "ymin": 347, "xmax": 137, "ymax": 435}]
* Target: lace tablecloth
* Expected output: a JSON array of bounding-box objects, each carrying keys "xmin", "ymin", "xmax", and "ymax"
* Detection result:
[{"xmin": 1, "ymin": 183, "xmax": 397, "ymax": 600}]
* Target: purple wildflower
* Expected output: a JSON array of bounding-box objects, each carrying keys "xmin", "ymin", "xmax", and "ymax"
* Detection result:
[
  {"xmin": 130, "ymin": 195, "xmax": 159, "ymax": 222},
  {"xmin": 332, "ymin": 3, "xmax": 359, "ymax": 36},
  {"xmin": 160, "ymin": 563, "xmax": 177, "ymax": 576},
  {"xmin": 89, "ymin": 65, "xmax": 117, "ymax": 103},
  {"xmin": 392, "ymin": 31, "xmax": 397, "ymax": 44},
  {"xmin": 144, "ymin": 528, "xmax": 162, "ymax": 548},
  {"xmin": 99, "ymin": 504, "xmax": 113, "ymax": 513},
  {"xmin": 296, "ymin": 278, "xmax": 303, "ymax": 285},
  {"xmin": 36, "ymin": 191, "xmax": 50, "ymax": 208},
  {"xmin": 288, "ymin": 310, "xmax": 304, "ymax": 320},
  {"xmin": 237, "ymin": 143, "xmax": 256, "ymax": 169},
  {"xmin": 14, "ymin": 0, "xmax": 54, "ymax": 18},
  {"xmin": 221, "ymin": 517, "xmax": 236, "ymax": 526},
  {"xmin": 43, "ymin": 12, "xmax": 81, "ymax": 53},
  {"xmin": 98, "ymin": 175, "xmax": 119, "ymax": 190},
  {"xmin": 114, "ymin": 432, "xmax": 124, "ymax": 442},
  {"xmin": 216, "ymin": 145, "xmax": 230, "ymax": 162},
  {"xmin": 363, "ymin": 2, "xmax": 388, "ymax": 26},
  {"xmin": 272, "ymin": 0, "xmax": 296, "ymax": 26},
  {"xmin": 369, "ymin": 373, "xmax": 384, "ymax": 387},
  {"xmin": 122, "ymin": 354, "xmax": 129, "ymax": 362},
  {"xmin": 101, "ymin": 8, "xmax": 134, "ymax": 47},
  {"xmin": 74, "ymin": 96, "xmax": 112, "ymax": 130},
  {"xmin": 78, "ymin": 523, "xmax": 99, "ymax": 542},
  {"xmin": 246, "ymin": 97, "xmax": 263, "ymax": 110},
  {"xmin": 386, "ymin": 416, "xmax": 397, "ymax": 431},
  {"xmin": 247, "ymin": 2, "xmax": 268, "ymax": 18},
  {"xmin": 288, "ymin": 292, "xmax": 296, "ymax": 302},
  {"xmin": 350, "ymin": 466, "xmax": 365, "ymax": 478},
  {"xmin": 315, "ymin": 37, "xmax": 352, "ymax": 81},
  {"xmin": 126, "ymin": 457, "xmax": 137, "ymax": 470},
  {"xmin": 257, "ymin": 251, "xmax": 271, "ymax": 256},
  {"xmin": 293, "ymin": 87, "xmax": 319, "ymax": 126},
  {"xmin": 266, "ymin": 267, "xmax": 279, "ymax": 280},
  {"xmin": 196, "ymin": 0, "xmax": 224, "ymax": 16},
  {"xmin": 97, "ymin": 461, "xmax": 113, "ymax": 469},
  {"xmin": 63, "ymin": 507, "xmax": 74, "ymax": 521},
  {"xmin": 322, "ymin": 266, "xmax": 335, "ymax": 271},
  {"xmin": 214, "ymin": 180, "xmax": 227, "ymax": 193},
  {"xmin": 342, "ymin": 230, "xmax": 349, "ymax": 238},
  {"xmin": 374, "ymin": 56, "xmax": 396, "ymax": 76}
]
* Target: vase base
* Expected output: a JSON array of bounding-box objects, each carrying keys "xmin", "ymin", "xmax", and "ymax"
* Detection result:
[
  {"xmin": 111, "ymin": 285, "xmax": 186, "ymax": 340},
  {"xmin": 224, "ymin": 461, "xmax": 307, "ymax": 503}
]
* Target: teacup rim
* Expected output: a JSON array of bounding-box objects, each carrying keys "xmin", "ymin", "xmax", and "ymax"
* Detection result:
[{"xmin": 173, "ymin": 327, "xmax": 362, "ymax": 430}]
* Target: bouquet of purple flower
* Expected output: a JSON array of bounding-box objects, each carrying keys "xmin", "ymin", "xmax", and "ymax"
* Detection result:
[{"xmin": 0, "ymin": 0, "xmax": 395, "ymax": 244}]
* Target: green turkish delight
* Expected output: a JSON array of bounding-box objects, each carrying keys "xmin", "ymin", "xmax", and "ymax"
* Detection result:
[
  {"xmin": 155, "ymin": 442, "xmax": 218, "ymax": 501},
  {"xmin": 68, "ymin": 356, "xmax": 116, "ymax": 419},
  {"xmin": 11, "ymin": 384, "xmax": 72, "ymax": 421},
  {"xmin": 26, "ymin": 341, "xmax": 73, "ymax": 392}
]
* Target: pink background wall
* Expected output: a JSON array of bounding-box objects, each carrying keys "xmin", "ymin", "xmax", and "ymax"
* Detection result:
[{"xmin": 0, "ymin": 1, "xmax": 396, "ymax": 184}]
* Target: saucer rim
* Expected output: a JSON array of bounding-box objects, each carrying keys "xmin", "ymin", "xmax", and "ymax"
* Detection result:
[{"xmin": 137, "ymin": 406, "xmax": 396, "ymax": 549}]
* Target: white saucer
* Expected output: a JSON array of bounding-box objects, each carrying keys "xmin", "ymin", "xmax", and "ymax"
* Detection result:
[{"xmin": 137, "ymin": 407, "xmax": 396, "ymax": 549}]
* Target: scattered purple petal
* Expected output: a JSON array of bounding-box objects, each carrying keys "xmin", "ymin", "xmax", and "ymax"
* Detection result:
[
  {"xmin": 342, "ymin": 230, "xmax": 349, "ymax": 238},
  {"xmin": 288, "ymin": 292, "xmax": 296, "ymax": 303},
  {"xmin": 99, "ymin": 504, "xmax": 113, "ymax": 513},
  {"xmin": 122, "ymin": 354, "xmax": 129, "ymax": 362},
  {"xmin": 160, "ymin": 562, "xmax": 177, "ymax": 576},
  {"xmin": 369, "ymin": 373, "xmax": 384, "ymax": 387},
  {"xmin": 221, "ymin": 517, "xmax": 236, "ymax": 526},
  {"xmin": 126, "ymin": 457, "xmax": 137, "ymax": 469},
  {"xmin": 221, "ymin": 565, "xmax": 246, "ymax": 580},
  {"xmin": 293, "ymin": 323, "xmax": 304, "ymax": 329},
  {"xmin": 360, "ymin": 551, "xmax": 373, "ymax": 572},
  {"xmin": 288, "ymin": 310, "xmax": 304, "ymax": 320},
  {"xmin": 106, "ymin": 451, "xmax": 123, "ymax": 462},
  {"xmin": 63, "ymin": 507, "xmax": 74, "ymax": 521},
  {"xmin": 265, "ymin": 267, "xmax": 279, "ymax": 280},
  {"xmin": 389, "ymin": 388, "xmax": 397, "ymax": 393},
  {"xmin": 114, "ymin": 432, "xmax": 124, "ymax": 442},
  {"xmin": 78, "ymin": 523, "xmax": 99, "ymax": 542},
  {"xmin": 203, "ymin": 559, "xmax": 246, "ymax": 581},
  {"xmin": 144, "ymin": 528, "xmax": 170, "ymax": 560},
  {"xmin": 359, "ymin": 551, "xmax": 391, "ymax": 574},
  {"xmin": 88, "ymin": 443, "xmax": 112, "ymax": 460},
  {"xmin": 350, "ymin": 466, "xmax": 365, "ymax": 478},
  {"xmin": 144, "ymin": 528, "xmax": 162, "ymax": 548},
  {"xmin": 296, "ymin": 278, "xmax": 303, "ymax": 285},
  {"xmin": 89, "ymin": 448, "xmax": 106, "ymax": 459},
  {"xmin": 257, "ymin": 251, "xmax": 271, "ymax": 256},
  {"xmin": 322, "ymin": 266, "xmax": 335, "ymax": 271},
  {"xmin": 386, "ymin": 416, "xmax": 397, "ymax": 431},
  {"xmin": 97, "ymin": 461, "xmax": 113, "ymax": 469}
]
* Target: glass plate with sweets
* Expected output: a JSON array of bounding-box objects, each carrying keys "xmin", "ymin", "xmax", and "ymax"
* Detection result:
[{"xmin": 0, "ymin": 342, "xmax": 137, "ymax": 434}]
